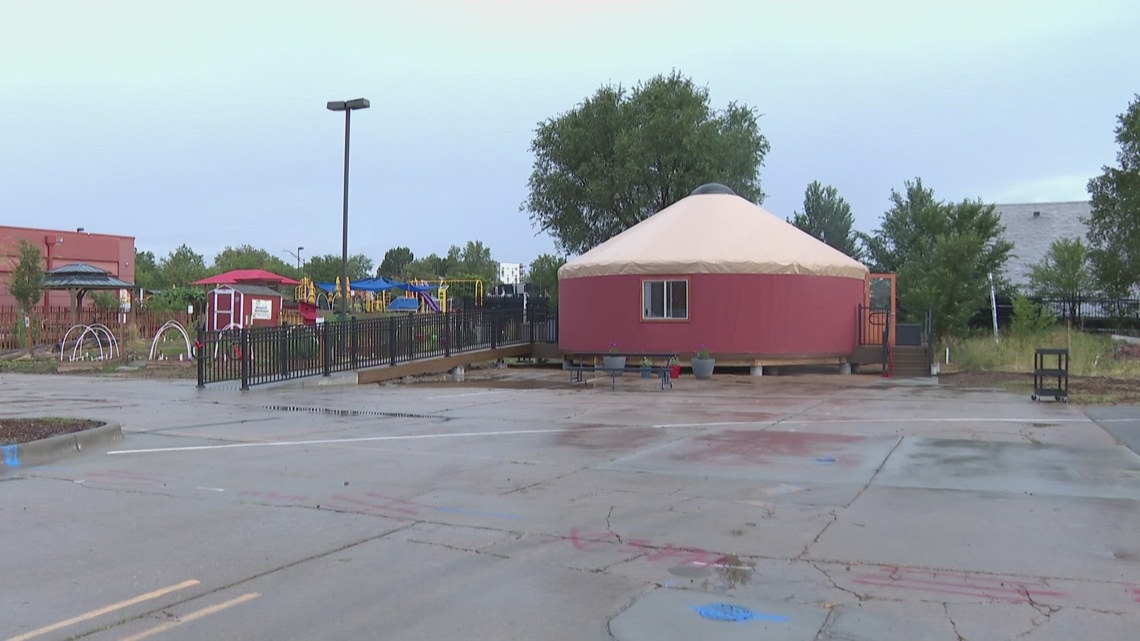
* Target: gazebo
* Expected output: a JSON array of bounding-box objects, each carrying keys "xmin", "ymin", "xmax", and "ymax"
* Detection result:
[{"xmin": 42, "ymin": 263, "xmax": 133, "ymax": 320}]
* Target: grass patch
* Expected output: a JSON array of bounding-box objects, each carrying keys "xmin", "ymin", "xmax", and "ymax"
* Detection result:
[
  {"xmin": 942, "ymin": 329, "xmax": 1140, "ymax": 378},
  {"xmin": 0, "ymin": 359, "xmax": 58, "ymax": 374}
]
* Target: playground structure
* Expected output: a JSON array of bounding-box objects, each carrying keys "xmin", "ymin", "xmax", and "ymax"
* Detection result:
[
  {"xmin": 59, "ymin": 323, "xmax": 119, "ymax": 362},
  {"xmin": 147, "ymin": 320, "xmax": 194, "ymax": 362},
  {"xmin": 293, "ymin": 276, "xmax": 485, "ymax": 322}
]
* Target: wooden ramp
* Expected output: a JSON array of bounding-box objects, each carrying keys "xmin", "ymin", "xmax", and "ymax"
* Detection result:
[{"xmin": 355, "ymin": 344, "xmax": 532, "ymax": 384}]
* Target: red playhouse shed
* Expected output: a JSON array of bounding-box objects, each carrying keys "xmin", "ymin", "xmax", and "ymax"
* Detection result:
[
  {"xmin": 557, "ymin": 184, "xmax": 870, "ymax": 374},
  {"xmin": 206, "ymin": 285, "xmax": 283, "ymax": 331}
]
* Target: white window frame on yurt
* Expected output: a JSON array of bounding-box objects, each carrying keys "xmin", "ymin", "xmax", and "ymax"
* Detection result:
[{"xmin": 641, "ymin": 279, "xmax": 689, "ymax": 320}]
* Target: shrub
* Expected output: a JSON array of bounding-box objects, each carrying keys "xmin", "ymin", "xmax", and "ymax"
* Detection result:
[{"xmin": 1009, "ymin": 295, "xmax": 1055, "ymax": 336}]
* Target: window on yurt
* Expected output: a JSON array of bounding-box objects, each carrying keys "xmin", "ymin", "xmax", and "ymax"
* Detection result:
[{"xmin": 642, "ymin": 280, "xmax": 688, "ymax": 320}]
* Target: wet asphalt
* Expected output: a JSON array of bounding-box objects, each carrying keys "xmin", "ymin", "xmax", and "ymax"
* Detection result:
[{"xmin": 2, "ymin": 369, "xmax": 1138, "ymax": 640}]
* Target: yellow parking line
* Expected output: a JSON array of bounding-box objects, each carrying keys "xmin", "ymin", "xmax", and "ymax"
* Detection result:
[
  {"xmin": 119, "ymin": 592, "xmax": 260, "ymax": 641},
  {"xmin": 6, "ymin": 580, "xmax": 200, "ymax": 641}
]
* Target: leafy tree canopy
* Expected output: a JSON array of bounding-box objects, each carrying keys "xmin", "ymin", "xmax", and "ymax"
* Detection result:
[
  {"xmin": 528, "ymin": 254, "xmax": 566, "ymax": 304},
  {"xmin": 789, "ymin": 181, "xmax": 862, "ymax": 260},
  {"xmin": 862, "ymin": 178, "xmax": 1012, "ymax": 336},
  {"xmin": 159, "ymin": 245, "xmax": 207, "ymax": 288},
  {"xmin": 378, "ymin": 246, "xmax": 414, "ymax": 279},
  {"xmin": 1028, "ymin": 238, "xmax": 1094, "ymax": 323},
  {"xmin": 210, "ymin": 244, "xmax": 299, "ymax": 280},
  {"xmin": 9, "ymin": 239, "xmax": 44, "ymax": 313},
  {"xmin": 1086, "ymin": 94, "xmax": 1140, "ymax": 294},
  {"xmin": 305, "ymin": 253, "xmax": 374, "ymax": 284},
  {"xmin": 457, "ymin": 241, "xmax": 497, "ymax": 285},
  {"xmin": 134, "ymin": 250, "xmax": 163, "ymax": 290},
  {"xmin": 524, "ymin": 71, "xmax": 770, "ymax": 254}
]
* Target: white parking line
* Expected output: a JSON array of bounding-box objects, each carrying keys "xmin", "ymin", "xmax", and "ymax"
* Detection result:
[
  {"xmin": 426, "ymin": 391, "xmax": 503, "ymax": 400},
  {"xmin": 119, "ymin": 592, "xmax": 260, "ymax": 641},
  {"xmin": 5, "ymin": 580, "xmax": 199, "ymax": 641},
  {"xmin": 107, "ymin": 426, "xmax": 649, "ymax": 455},
  {"xmin": 107, "ymin": 415, "xmax": 1101, "ymax": 456},
  {"xmin": 652, "ymin": 417, "xmax": 1092, "ymax": 429}
]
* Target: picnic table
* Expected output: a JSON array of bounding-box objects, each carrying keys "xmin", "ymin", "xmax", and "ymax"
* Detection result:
[{"xmin": 563, "ymin": 352, "xmax": 676, "ymax": 390}]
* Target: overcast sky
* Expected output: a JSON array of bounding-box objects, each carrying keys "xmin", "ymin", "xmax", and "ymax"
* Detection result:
[{"xmin": 3, "ymin": 0, "xmax": 1137, "ymax": 269}]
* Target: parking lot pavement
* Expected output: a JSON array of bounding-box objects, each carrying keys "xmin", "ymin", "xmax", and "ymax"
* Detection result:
[{"xmin": 2, "ymin": 371, "xmax": 1139, "ymax": 641}]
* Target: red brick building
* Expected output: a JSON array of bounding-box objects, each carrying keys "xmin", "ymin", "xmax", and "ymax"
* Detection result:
[{"xmin": 0, "ymin": 225, "xmax": 135, "ymax": 308}]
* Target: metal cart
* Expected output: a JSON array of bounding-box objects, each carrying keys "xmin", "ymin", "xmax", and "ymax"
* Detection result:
[{"xmin": 1031, "ymin": 347, "xmax": 1069, "ymax": 403}]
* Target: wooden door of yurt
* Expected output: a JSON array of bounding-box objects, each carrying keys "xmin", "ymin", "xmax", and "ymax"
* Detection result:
[{"xmin": 862, "ymin": 274, "xmax": 896, "ymax": 346}]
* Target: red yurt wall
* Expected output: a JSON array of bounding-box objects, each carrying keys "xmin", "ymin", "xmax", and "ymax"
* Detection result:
[{"xmin": 558, "ymin": 273, "xmax": 862, "ymax": 358}]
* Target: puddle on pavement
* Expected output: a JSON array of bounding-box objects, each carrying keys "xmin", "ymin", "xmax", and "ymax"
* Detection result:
[
  {"xmin": 710, "ymin": 555, "xmax": 755, "ymax": 589},
  {"xmin": 669, "ymin": 554, "xmax": 756, "ymax": 591}
]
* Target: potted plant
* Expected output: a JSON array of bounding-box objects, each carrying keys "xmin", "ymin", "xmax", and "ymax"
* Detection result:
[
  {"xmin": 668, "ymin": 355, "xmax": 682, "ymax": 379},
  {"xmin": 602, "ymin": 341, "xmax": 626, "ymax": 375},
  {"xmin": 640, "ymin": 356, "xmax": 653, "ymax": 378},
  {"xmin": 691, "ymin": 344, "xmax": 715, "ymax": 379}
]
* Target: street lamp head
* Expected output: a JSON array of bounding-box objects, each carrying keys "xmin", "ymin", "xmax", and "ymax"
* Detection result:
[{"xmin": 326, "ymin": 98, "xmax": 370, "ymax": 111}]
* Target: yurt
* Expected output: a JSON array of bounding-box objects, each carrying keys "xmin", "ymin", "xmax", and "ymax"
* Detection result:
[{"xmin": 557, "ymin": 184, "xmax": 870, "ymax": 369}]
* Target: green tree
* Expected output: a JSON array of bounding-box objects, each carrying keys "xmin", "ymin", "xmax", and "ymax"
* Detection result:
[
  {"xmin": 378, "ymin": 246, "xmax": 414, "ymax": 279},
  {"xmin": 528, "ymin": 254, "xmax": 566, "ymax": 304},
  {"xmin": 7, "ymin": 240, "xmax": 43, "ymax": 351},
  {"xmin": 789, "ymin": 181, "xmax": 862, "ymax": 259},
  {"xmin": 91, "ymin": 291, "xmax": 120, "ymax": 311},
  {"xmin": 134, "ymin": 250, "xmax": 164, "ymax": 290},
  {"xmin": 862, "ymin": 178, "xmax": 1013, "ymax": 336},
  {"xmin": 524, "ymin": 71, "xmax": 771, "ymax": 254},
  {"xmin": 1086, "ymin": 94, "xmax": 1140, "ymax": 294},
  {"xmin": 146, "ymin": 287, "xmax": 206, "ymax": 313},
  {"xmin": 8, "ymin": 239, "xmax": 44, "ymax": 312},
  {"xmin": 459, "ymin": 240, "xmax": 497, "ymax": 284},
  {"xmin": 159, "ymin": 245, "xmax": 207, "ymax": 287},
  {"xmin": 1027, "ymin": 238, "xmax": 1094, "ymax": 325},
  {"xmin": 209, "ymin": 244, "xmax": 299, "ymax": 280},
  {"xmin": 305, "ymin": 254, "xmax": 373, "ymax": 284},
  {"xmin": 404, "ymin": 255, "xmax": 439, "ymax": 281}
]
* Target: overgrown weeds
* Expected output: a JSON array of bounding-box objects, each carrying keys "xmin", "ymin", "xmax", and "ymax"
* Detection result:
[{"xmin": 942, "ymin": 327, "xmax": 1140, "ymax": 378}]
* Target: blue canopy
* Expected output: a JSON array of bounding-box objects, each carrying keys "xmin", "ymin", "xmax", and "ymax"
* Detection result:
[
  {"xmin": 314, "ymin": 277, "xmax": 403, "ymax": 293},
  {"xmin": 386, "ymin": 297, "xmax": 420, "ymax": 312},
  {"xmin": 353, "ymin": 277, "xmax": 402, "ymax": 292}
]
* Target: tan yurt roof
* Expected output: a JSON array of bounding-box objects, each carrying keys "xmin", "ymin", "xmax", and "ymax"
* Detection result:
[{"xmin": 558, "ymin": 186, "xmax": 869, "ymax": 280}]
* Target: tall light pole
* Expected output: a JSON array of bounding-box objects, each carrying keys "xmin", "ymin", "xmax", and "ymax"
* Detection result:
[
  {"xmin": 326, "ymin": 97, "xmax": 370, "ymax": 318},
  {"xmin": 284, "ymin": 246, "xmax": 304, "ymax": 270}
]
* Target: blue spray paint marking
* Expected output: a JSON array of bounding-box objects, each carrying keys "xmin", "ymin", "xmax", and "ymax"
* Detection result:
[
  {"xmin": 814, "ymin": 456, "xmax": 837, "ymax": 464},
  {"xmin": 433, "ymin": 506, "xmax": 521, "ymax": 520},
  {"xmin": 2, "ymin": 444, "xmax": 20, "ymax": 468},
  {"xmin": 693, "ymin": 603, "xmax": 788, "ymax": 623}
]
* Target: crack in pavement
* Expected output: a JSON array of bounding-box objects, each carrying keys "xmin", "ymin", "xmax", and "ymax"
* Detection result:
[
  {"xmin": 1015, "ymin": 588, "xmax": 1062, "ymax": 638},
  {"xmin": 945, "ymin": 603, "xmax": 969, "ymax": 641},
  {"xmin": 604, "ymin": 505, "xmax": 623, "ymax": 543},
  {"xmin": 61, "ymin": 521, "xmax": 416, "ymax": 641},
  {"xmin": 846, "ymin": 434, "xmax": 904, "ymax": 508},
  {"xmin": 812, "ymin": 563, "xmax": 873, "ymax": 602},
  {"xmin": 794, "ymin": 509, "xmax": 838, "ymax": 560}
]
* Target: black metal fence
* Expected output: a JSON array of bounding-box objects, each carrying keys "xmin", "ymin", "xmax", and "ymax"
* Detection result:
[
  {"xmin": 196, "ymin": 307, "xmax": 558, "ymax": 389},
  {"xmin": 971, "ymin": 296, "xmax": 1140, "ymax": 330}
]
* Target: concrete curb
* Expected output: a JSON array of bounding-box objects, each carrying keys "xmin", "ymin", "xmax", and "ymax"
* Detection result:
[{"xmin": 1, "ymin": 422, "xmax": 122, "ymax": 470}]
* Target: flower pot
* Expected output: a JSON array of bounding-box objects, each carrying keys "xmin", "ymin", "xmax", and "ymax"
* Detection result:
[
  {"xmin": 640, "ymin": 367, "xmax": 651, "ymax": 379},
  {"xmin": 691, "ymin": 357, "xmax": 715, "ymax": 379},
  {"xmin": 602, "ymin": 355, "xmax": 626, "ymax": 376},
  {"xmin": 669, "ymin": 364, "xmax": 681, "ymax": 379}
]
